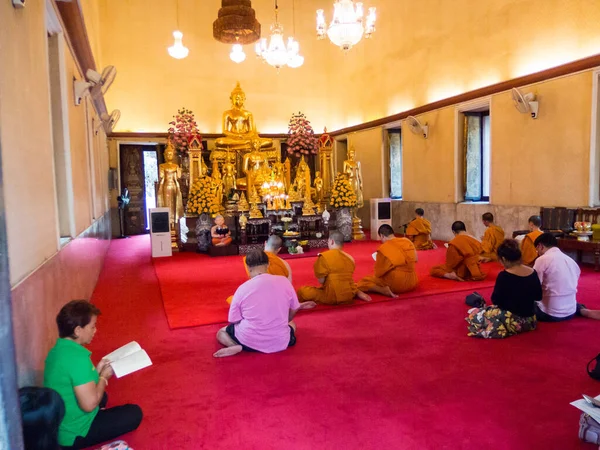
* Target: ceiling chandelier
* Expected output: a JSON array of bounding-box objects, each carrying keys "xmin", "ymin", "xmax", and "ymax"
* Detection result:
[
  {"xmin": 255, "ymin": 0, "xmax": 304, "ymax": 70},
  {"xmin": 213, "ymin": 0, "xmax": 261, "ymax": 45},
  {"xmin": 316, "ymin": 0, "xmax": 376, "ymax": 51},
  {"xmin": 168, "ymin": 0, "xmax": 188, "ymax": 59}
]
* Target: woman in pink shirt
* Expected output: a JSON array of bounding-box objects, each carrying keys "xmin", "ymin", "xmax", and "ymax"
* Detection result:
[{"xmin": 214, "ymin": 249, "xmax": 316, "ymax": 357}]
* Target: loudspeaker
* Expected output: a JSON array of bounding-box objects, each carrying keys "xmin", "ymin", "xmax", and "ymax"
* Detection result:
[
  {"xmin": 370, "ymin": 198, "xmax": 393, "ymax": 240},
  {"xmin": 150, "ymin": 208, "xmax": 172, "ymax": 258}
]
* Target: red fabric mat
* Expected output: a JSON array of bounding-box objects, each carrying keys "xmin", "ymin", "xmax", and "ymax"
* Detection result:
[
  {"xmin": 154, "ymin": 239, "xmax": 504, "ymax": 329},
  {"xmin": 88, "ymin": 235, "xmax": 600, "ymax": 450}
]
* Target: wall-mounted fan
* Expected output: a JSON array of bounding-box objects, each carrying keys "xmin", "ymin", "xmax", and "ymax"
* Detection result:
[
  {"xmin": 406, "ymin": 116, "xmax": 428, "ymax": 139},
  {"xmin": 511, "ymin": 87, "xmax": 539, "ymax": 119},
  {"xmin": 73, "ymin": 65, "xmax": 117, "ymax": 105},
  {"xmin": 101, "ymin": 110, "xmax": 121, "ymax": 133}
]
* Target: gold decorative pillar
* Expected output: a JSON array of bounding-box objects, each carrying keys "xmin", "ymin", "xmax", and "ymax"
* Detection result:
[
  {"xmin": 352, "ymin": 210, "xmax": 365, "ymax": 240},
  {"xmin": 318, "ymin": 128, "xmax": 335, "ymax": 207},
  {"xmin": 188, "ymin": 136, "xmax": 207, "ymax": 188}
]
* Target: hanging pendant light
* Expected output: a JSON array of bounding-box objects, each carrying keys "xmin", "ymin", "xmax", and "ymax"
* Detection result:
[
  {"xmin": 316, "ymin": 0, "xmax": 376, "ymax": 51},
  {"xmin": 230, "ymin": 43, "xmax": 246, "ymax": 63},
  {"xmin": 168, "ymin": 0, "xmax": 189, "ymax": 59},
  {"xmin": 255, "ymin": 0, "xmax": 304, "ymax": 70}
]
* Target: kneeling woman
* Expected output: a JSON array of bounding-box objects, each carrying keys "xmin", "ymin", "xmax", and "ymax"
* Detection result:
[
  {"xmin": 466, "ymin": 239, "xmax": 540, "ymax": 338},
  {"xmin": 44, "ymin": 300, "xmax": 143, "ymax": 449}
]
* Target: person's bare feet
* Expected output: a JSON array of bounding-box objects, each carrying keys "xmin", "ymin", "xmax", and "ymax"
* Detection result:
[
  {"xmin": 299, "ymin": 301, "xmax": 317, "ymax": 310},
  {"xmin": 444, "ymin": 272, "xmax": 464, "ymax": 281},
  {"xmin": 381, "ymin": 286, "xmax": 398, "ymax": 298},
  {"xmin": 213, "ymin": 345, "xmax": 243, "ymax": 358},
  {"xmin": 356, "ymin": 290, "xmax": 372, "ymax": 302}
]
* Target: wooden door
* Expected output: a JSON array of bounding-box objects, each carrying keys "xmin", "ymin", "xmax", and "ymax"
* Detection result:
[{"xmin": 119, "ymin": 145, "xmax": 152, "ymax": 235}]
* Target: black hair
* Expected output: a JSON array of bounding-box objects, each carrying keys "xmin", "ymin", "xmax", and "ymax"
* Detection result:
[
  {"xmin": 534, "ymin": 232, "xmax": 558, "ymax": 248},
  {"xmin": 415, "ymin": 208, "xmax": 424, "ymax": 216},
  {"xmin": 378, "ymin": 224, "xmax": 394, "ymax": 237},
  {"xmin": 451, "ymin": 221, "xmax": 466, "ymax": 233},
  {"xmin": 245, "ymin": 249, "xmax": 270, "ymax": 268},
  {"xmin": 497, "ymin": 239, "xmax": 522, "ymax": 262},
  {"xmin": 482, "ymin": 212, "xmax": 494, "ymax": 222},
  {"xmin": 56, "ymin": 300, "xmax": 101, "ymax": 339},
  {"xmin": 19, "ymin": 387, "xmax": 65, "ymax": 450},
  {"xmin": 528, "ymin": 215, "xmax": 541, "ymax": 227}
]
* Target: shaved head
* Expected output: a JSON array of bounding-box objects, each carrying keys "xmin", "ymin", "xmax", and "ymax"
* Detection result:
[
  {"xmin": 265, "ymin": 235, "xmax": 283, "ymax": 252},
  {"xmin": 328, "ymin": 230, "xmax": 344, "ymax": 247}
]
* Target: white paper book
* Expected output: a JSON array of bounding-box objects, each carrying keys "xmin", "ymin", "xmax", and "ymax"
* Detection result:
[
  {"xmin": 570, "ymin": 395, "xmax": 600, "ymax": 423},
  {"xmin": 103, "ymin": 341, "xmax": 152, "ymax": 378}
]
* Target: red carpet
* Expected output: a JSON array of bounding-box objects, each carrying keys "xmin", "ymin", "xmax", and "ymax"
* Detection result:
[
  {"xmin": 89, "ymin": 236, "xmax": 599, "ymax": 449},
  {"xmin": 154, "ymin": 239, "xmax": 503, "ymax": 328}
]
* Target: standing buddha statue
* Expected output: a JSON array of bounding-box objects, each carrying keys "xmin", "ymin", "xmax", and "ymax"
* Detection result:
[
  {"xmin": 343, "ymin": 146, "xmax": 364, "ymax": 209},
  {"xmin": 240, "ymin": 139, "xmax": 271, "ymax": 192},
  {"xmin": 222, "ymin": 151, "xmax": 237, "ymax": 196},
  {"xmin": 157, "ymin": 141, "xmax": 184, "ymax": 226}
]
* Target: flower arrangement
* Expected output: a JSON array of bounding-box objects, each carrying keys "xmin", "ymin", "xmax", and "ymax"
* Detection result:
[
  {"xmin": 286, "ymin": 112, "xmax": 319, "ymax": 156},
  {"xmin": 330, "ymin": 174, "xmax": 357, "ymax": 208},
  {"xmin": 168, "ymin": 107, "xmax": 199, "ymax": 153},
  {"xmin": 186, "ymin": 176, "xmax": 220, "ymax": 216}
]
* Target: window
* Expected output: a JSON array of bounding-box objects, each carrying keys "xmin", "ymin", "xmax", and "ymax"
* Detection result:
[
  {"xmin": 463, "ymin": 112, "xmax": 490, "ymax": 201},
  {"xmin": 388, "ymin": 129, "xmax": 402, "ymax": 199}
]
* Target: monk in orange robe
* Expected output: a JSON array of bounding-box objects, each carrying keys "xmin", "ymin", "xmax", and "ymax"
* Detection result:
[
  {"xmin": 405, "ymin": 208, "xmax": 435, "ymax": 250},
  {"xmin": 358, "ymin": 224, "xmax": 418, "ymax": 296},
  {"xmin": 479, "ymin": 212, "xmax": 505, "ymax": 262},
  {"xmin": 431, "ymin": 221, "xmax": 486, "ymax": 281},
  {"xmin": 297, "ymin": 231, "xmax": 371, "ymax": 305},
  {"xmin": 226, "ymin": 235, "xmax": 292, "ymax": 304},
  {"xmin": 520, "ymin": 215, "xmax": 543, "ymax": 266}
]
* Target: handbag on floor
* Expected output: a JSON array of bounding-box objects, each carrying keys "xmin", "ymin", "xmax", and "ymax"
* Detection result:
[
  {"xmin": 588, "ymin": 353, "xmax": 600, "ymax": 381},
  {"xmin": 465, "ymin": 292, "xmax": 486, "ymax": 308},
  {"xmin": 579, "ymin": 414, "xmax": 600, "ymax": 444}
]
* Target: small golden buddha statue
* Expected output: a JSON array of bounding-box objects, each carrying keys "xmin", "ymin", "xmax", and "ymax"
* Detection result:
[
  {"xmin": 343, "ymin": 146, "xmax": 364, "ymax": 209},
  {"xmin": 238, "ymin": 192, "xmax": 250, "ymax": 211},
  {"xmin": 272, "ymin": 151, "xmax": 286, "ymax": 190},
  {"xmin": 215, "ymin": 82, "xmax": 274, "ymax": 153},
  {"xmin": 212, "ymin": 167, "xmax": 224, "ymax": 208},
  {"xmin": 157, "ymin": 141, "xmax": 184, "ymax": 225},
  {"xmin": 313, "ymin": 170, "xmax": 324, "ymax": 212},
  {"xmin": 222, "ymin": 151, "xmax": 237, "ymax": 195},
  {"xmin": 239, "ymin": 139, "xmax": 272, "ymax": 191},
  {"xmin": 291, "ymin": 156, "xmax": 310, "ymax": 198}
]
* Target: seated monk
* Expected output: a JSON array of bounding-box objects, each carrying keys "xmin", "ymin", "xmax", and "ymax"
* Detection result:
[
  {"xmin": 430, "ymin": 221, "xmax": 486, "ymax": 281},
  {"xmin": 226, "ymin": 235, "xmax": 292, "ymax": 304},
  {"xmin": 211, "ymin": 215, "xmax": 232, "ymax": 246},
  {"xmin": 520, "ymin": 215, "xmax": 543, "ymax": 266},
  {"xmin": 297, "ymin": 231, "xmax": 371, "ymax": 305},
  {"xmin": 405, "ymin": 208, "xmax": 435, "ymax": 250},
  {"xmin": 480, "ymin": 212, "xmax": 505, "ymax": 262},
  {"xmin": 358, "ymin": 224, "xmax": 418, "ymax": 297}
]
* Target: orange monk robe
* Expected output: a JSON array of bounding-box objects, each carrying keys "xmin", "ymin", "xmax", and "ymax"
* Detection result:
[
  {"xmin": 226, "ymin": 252, "xmax": 290, "ymax": 304},
  {"xmin": 405, "ymin": 217, "xmax": 435, "ymax": 250},
  {"xmin": 357, "ymin": 237, "xmax": 418, "ymax": 294},
  {"xmin": 297, "ymin": 249, "xmax": 358, "ymax": 305},
  {"xmin": 520, "ymin": 230, "xmax": 543, "ymax": 266},
  {"xmin": 480, "ymin": 225, "xmax": 505, "ymax": 261},
  {"xmin": 212, "ymin": 236, "xmax": 232, "ymax": 246},
  {"xmin": 430, "ymin": 234, "xmax": 486, "ymax": 281}
]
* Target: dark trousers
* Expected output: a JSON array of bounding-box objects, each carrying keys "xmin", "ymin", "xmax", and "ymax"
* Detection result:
[
  {"xmin": 534, "ymin": 303, "xmax": 577, "ymax": 322},
  {"xmin": 62, "ymin": 394, "xmax": 143, "ymax": 450}
]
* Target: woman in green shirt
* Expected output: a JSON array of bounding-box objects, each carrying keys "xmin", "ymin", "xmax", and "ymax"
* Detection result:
[{"xmin": 44, "ymin": 300, "xmax": 143, "ymax": 449}]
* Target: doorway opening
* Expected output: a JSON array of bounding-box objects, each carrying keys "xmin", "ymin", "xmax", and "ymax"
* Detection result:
[{"xmin": 143, "ymin": 150, "xmax": 159, "ymax": 230}]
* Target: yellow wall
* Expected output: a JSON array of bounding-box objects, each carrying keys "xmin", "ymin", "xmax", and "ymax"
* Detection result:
[
  {"xmin": 90, "ymin": 0, "xmax": 600, "ymax": 133},
  {"xmin": 402, "ymin": 107, "xmax": 457, "ymax": 203},
  {"xmin": 491, "ymin": 71, "xmax": 593, "ymax": 206},
  {"xmin": 0, "ymin": 2, "xmax": 60, "ymax": 285},
  {"xmin": 95, "ymin": 0, "xmax": 336, "ymax": 133}
]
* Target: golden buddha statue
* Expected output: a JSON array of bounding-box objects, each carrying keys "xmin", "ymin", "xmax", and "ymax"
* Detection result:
[
  {"xmin": 291, "ymin": 156, "xmax": 310, "ymax": 198},
  {"xmin": 157, "ymin": 141, "xmax": 184, "ymax": 225},
  {"xmin": 313, "ymin": 170, "xmax": 324, "ymax": 212},
  {"xmin": 343, "ymin": 146, "xmax": 364, "ymax": 209},
  {"xmin": 239, "ymin": 139, "xmax": 272, "ymax": 192},
  {"xmin": 272, "ymin": 151, "xmax": 286, "ymax": 189},
  {"xmin": 212, "ymin": 167, "xmax": 224, "ymax": 207},
  {"xmin": 222, "ymin": 151, "xmax": 237, "ymax": 195},
  {"xmin": 215, "ymin": 82, "xmax": 274, "ymax": 154}
]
